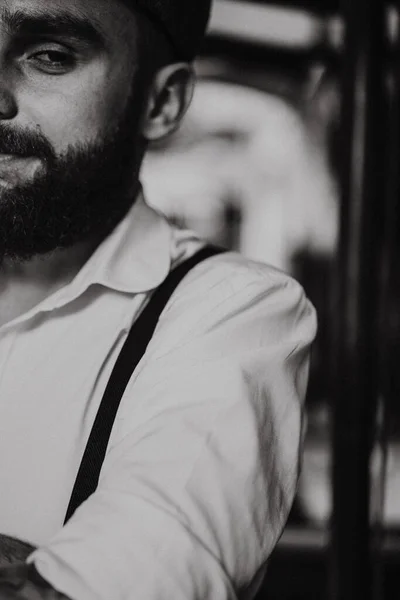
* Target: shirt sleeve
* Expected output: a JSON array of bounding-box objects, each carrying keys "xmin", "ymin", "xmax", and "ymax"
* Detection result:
[{"xmin": 29, "ymin": 254, "xmax": 317, "ymax": 600}]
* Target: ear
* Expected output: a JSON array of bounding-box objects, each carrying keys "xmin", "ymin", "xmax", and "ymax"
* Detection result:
[{"xmin": 141, "ymin": 63, "xmax": 195, "ymax": 141}]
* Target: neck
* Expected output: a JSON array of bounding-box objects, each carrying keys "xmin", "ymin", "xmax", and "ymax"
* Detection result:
[
  {"xmin": 0, "ymin": 181, "xmax": 141, "ymax": 326},
  {"xmin": 1, "ymin": 237, "xmax": 102, "ymax": 285},
  {"xmin": 0, "ymin": 236, "xmax": 103, "ymax": 328}
]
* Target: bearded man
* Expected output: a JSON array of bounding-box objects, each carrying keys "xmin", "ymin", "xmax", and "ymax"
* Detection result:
[{"xmin": 0, "ymin": 0, "xmax": 317, "ymax": 598}]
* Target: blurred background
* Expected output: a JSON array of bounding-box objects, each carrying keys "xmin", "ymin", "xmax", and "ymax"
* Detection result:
[{"xmin": 141, "ymin": 1, "xmax": 400, "ymax": 598}]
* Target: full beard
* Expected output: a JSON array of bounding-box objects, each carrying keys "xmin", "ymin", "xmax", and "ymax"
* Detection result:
[{"xmin": 0, "ymin": 110, "xmax": 143, "ymax": 264}]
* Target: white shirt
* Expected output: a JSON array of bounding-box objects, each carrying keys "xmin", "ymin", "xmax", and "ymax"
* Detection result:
[{"xmin": 0, "ymin": 193, "xmax": 317, "ymax": 600}]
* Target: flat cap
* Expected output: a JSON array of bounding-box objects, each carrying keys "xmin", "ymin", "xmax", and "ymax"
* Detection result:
[{"xmin": 125, "ymin": 0, "xmax": 213, "ymax": 60}]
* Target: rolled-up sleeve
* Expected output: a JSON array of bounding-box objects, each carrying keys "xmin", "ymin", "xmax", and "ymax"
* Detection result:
[{"xmin": 30, "ymin": 255, "xmax": 317, "ymax": 600}]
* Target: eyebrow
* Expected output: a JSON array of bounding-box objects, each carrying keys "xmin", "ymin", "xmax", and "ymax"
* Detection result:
[{"xmin": 0, "ymin": 8, "xmax": 107, "ymax": 47}]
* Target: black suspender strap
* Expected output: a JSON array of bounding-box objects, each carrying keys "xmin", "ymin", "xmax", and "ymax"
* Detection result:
[{"xmin": 64, "ymin": 245, "xmax": 225, "ymax": 524}]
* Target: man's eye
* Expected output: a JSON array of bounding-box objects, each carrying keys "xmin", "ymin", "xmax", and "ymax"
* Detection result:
[{"xmin": 29, "ymin": 50, "xmax": 75, "ymax": 73}]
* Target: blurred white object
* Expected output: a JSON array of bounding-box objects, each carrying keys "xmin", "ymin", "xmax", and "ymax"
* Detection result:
[
  {"xmin": 209, "ymin": 0, "xmax": 325, "ymax": 49},
  {"xmin": 142, "ymin": 79, "xmax": 338, "ymax": 272}
]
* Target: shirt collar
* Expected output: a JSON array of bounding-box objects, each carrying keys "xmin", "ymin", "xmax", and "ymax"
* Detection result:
[
  {"xmin": 69, "ymin": 190, "xmax": 172, "ymax": 297},
  {"xmin": 34, "ymin": 190, "xmax": 172, "ymax": 316}
]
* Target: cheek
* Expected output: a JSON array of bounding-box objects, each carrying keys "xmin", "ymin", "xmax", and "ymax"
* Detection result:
[{"xmin": 17, "ymin": 62, "xmax": 136, "ymax": 154}]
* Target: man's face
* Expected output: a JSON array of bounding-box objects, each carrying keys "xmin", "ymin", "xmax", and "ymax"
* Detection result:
[{"xmin": 0, "ymin": 0, "xmax": 147, "ymax": 262}]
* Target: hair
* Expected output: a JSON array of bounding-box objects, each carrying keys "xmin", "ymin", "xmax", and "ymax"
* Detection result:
[{"xmin": 122, "ymin": 5, "xmax": 178, "ymax": 80}]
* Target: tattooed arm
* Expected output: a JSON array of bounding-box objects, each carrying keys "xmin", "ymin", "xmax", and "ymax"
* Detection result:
[
  {"xmin": 0, "ymin": 536, "xmax": 70, "ymax": 600},
  {"xmin": 0, "ymin": 535, "xmax": 35, "ymax": 567}
]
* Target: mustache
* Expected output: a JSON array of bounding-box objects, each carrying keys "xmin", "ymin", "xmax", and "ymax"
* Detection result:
[{"xmin": 0, "ymin": 124, "xmax": 55, "ymax": 161}]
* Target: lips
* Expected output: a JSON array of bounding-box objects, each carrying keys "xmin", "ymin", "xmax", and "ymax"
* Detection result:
[
  {"xmin": 0, "ymin": 154, "xmax": 43, "ymax": 186},
  {"xmin": 0, "ymin": 154, "xmax": 22, "ymax": 161},
  {"xmin": 0, "ymin": 153, "xmax": 33, "ymax": 163}
]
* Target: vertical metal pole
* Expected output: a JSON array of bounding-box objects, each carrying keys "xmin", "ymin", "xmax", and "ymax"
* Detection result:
[
  {"xmin": 330, "ymin": 0, "xmax": 387, "ymax": 598},
  {"xmin": 375, "ymin": 2, "xmax": 400, "ymax": 581}
]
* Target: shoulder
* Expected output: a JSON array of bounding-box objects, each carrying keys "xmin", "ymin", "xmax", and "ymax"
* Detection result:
[
  {"xmin": 174, "ymin": 249, "xmax": 304, "ymax": 297},
  {"xmin": 146, "ymin": 250, "xmax": 317, "ymax": 360}
]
